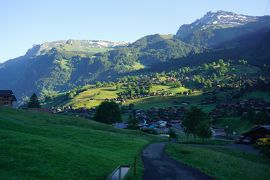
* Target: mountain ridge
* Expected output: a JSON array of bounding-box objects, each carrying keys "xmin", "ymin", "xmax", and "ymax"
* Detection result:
[
  {"xmin": 0, "ymin": 10, "xmax": 269, "ymax": 100},
  {"xmin": 24, "ymin": 39, "xmax": 130, "ymax": 57},
  {"xmin": 175, "ymin": 10, "xmax": 270, "ymax": 48}
]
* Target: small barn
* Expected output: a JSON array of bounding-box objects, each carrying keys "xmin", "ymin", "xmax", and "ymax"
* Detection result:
[
  {"xmin": 0, "ymin": 90, "xmax": 17, "ymax": 107},
  {"xmin": 242, "ymin": 125, "xmax": 270, "ymax": 141}
]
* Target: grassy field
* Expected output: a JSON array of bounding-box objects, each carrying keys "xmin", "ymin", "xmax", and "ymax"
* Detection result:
[
  {"xmin": 122, "ymin": 92, "xmax": 216, "ymax": 112},
  {"xmin": 66, "ymin": 86, "xmax": 122, "ymax": 109},
  {"xmin": 0, "ymin": 107, "xmax": 159, "ymax": 179},
  {"xmin": 123, "ymin": 96, "xmax": 184, "ymax": 110},
  {"xmin": 166, "ymin": 144, "xmax": 270, "ymax": 180},
  {"xmin": 150, "ymin": 85, "xmax": 189, "ymax": 94},
  {"xmin": 70, "ymin": 85, "xmax": 191, "ymax": 109}
]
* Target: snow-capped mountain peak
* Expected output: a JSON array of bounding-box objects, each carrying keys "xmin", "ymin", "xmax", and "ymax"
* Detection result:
[
  {"xmin": 176, "ymin": 11, "xmax": 259, "ymax": 39},
  {"xmin": 200, "ymin": 10, "xmax": 258, "ymax": 26}
]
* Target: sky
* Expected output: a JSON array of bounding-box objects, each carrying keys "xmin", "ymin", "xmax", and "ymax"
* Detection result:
[{"xmin": 0, "ymin": 0, "xmax": 270, "ymax": 62}]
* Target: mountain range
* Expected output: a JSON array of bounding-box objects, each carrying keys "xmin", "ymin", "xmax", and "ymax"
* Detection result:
[{"xmin": 0, "ymin": 10, "xmax": 270, "ymax": 99}]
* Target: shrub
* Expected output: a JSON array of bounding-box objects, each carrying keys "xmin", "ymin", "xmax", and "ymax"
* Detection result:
[{"xmin": 256, "ymin": 138, "xmax": 270, "ymax": 158}]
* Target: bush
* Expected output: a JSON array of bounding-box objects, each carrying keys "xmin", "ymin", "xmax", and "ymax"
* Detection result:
[
  {"xmin": 169, "ymin": 129, "xmax": 178, "ymax": 139},
  {"xmin": 256, "ymin": 138, "xmax": 270, "ymax": 158}
]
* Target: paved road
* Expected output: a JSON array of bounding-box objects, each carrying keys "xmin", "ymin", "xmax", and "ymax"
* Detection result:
[{"xmin": 142, "ymin": 143, "xmax": 212, "ymax": 180}]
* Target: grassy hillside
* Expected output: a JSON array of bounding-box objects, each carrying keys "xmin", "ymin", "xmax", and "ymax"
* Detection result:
[
  {"xmin": 123, "ymin": 91, "xmax": 215, "ymax": 111},
  {"xmin": 43, "ymin": 85, "xmax": 190, "ymax": 109},
  {"xmin": 0, "ymin": 108, "xmax": 158, "ymax": 179},
  {"xmin": 66, "ymin": 86, "xmax": 122, "ymax": 109},
  {"xmin": 167, "ymin": 144, "xmax": 270, "ymax": 180}
]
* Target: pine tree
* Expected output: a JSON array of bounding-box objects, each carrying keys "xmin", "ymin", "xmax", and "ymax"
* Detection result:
[{"xmin": 28, "ymin": 93, "xmax": 41, "ymax": 108}]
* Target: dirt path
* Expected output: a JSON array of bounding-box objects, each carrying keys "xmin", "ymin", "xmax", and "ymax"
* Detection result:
[{"xmin": 142, "ymin": 143, "xmax": 212, "ymax": 180}]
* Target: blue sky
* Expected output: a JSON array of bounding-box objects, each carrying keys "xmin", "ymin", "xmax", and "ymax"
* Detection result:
[{"xmin": 0, "ymin": 0, "xmax": 269, "ymax": 62}]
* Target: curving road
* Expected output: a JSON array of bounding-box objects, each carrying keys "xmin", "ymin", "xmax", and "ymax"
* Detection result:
[{"xmin": 142, "ymin": 143, "xmax": 212, "ymax": 180}]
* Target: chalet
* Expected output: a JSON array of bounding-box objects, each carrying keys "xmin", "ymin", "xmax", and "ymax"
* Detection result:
[
  {"xmin": 242, "ymin": 125, "xmax": 270, "ymax": 142},
  {"xmin": 0, "ymin": 90, "xmax": 17, "ymax": 107}
]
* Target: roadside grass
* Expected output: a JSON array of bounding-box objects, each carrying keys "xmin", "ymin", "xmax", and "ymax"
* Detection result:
[
  {"xmin": 166, "ymin": 144, "xmax": 270, "ymax": 180},
  {"xmin": 0, "ymin": 107, "xmax": 159, "ymax": 179},
  {"xmin": 175, "ymin": 131, "xmax": 232, "ymax": 145},
  {"xmin": 178, "ymin": 138, "xmax": 231, "ymax": 145}
]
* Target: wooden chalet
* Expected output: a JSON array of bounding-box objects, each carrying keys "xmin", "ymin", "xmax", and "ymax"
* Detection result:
[
  {"xmin": 0, "ymin": 90, "xmax": 17, "ymax": 107},
  {"xmin": 242, "ymin": 125, "xmax": 270, "ymax": 141}
]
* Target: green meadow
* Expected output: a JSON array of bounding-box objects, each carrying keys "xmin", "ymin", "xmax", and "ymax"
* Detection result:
[
  {"xmin": 166, "ymin": 144, "xmax": 270, "ymax": 180},
  {"xmin": 0, "ymin": 108, "xmax": 159, "ymax": 179}
]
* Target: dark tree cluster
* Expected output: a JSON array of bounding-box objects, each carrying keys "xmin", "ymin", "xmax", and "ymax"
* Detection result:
[
  {"xmin": 94, "ymin": 101, "xmax": 121, "ymax": 124},
  {"xmin": 182, "ymin": 106, "xmax": 212, "ymax": 141}
]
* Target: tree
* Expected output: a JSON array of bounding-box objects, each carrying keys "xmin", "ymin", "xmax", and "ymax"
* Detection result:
[
  {"xmin": 67, "ymin": 91, "xmax": 76, "ymax": 99},
  {"xmin": 95, "ymin": 81, "xmax": 102, "ymax": 88},
  {"xmin": 173, "ymin": 81, "xmax": 182, "ymax": 88},
  {"xmin": 197, "ymin": 121, "xmax": 212, "ymax": 142},
  {"xmin": 202, "ymin": 63, "xmax": 209, "ymax": 70},
  {"xmin": 94, "ymin": 101, "xmax": 121, "ymax": 124},
  {"xmin": 168, "ymin": 128, "xmax": 178, "ymax": 142},
  {"xmin": 28, "ymin": 93, "xmax": 41, "ymax": 108},
  {"xmin": 127, "ymin": 115, "xmax": 139, "ymax": 130},
  {"xmin": 182, "ymin": 106, "xmax": 208, "ymax": 139},
  {"xmin": 116, "ymin": 83, "xmax": 121, "ymax": 90}
]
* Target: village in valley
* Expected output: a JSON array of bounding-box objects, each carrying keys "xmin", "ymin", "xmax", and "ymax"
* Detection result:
[{"xmin": 26, "ymin": 60, "xmax": 270, "ymax": 146}]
